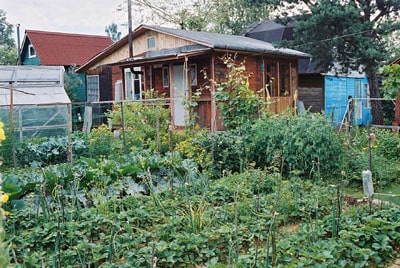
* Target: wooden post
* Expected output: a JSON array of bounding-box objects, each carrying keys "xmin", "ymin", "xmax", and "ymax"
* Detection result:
[
  {"xmin": 367, "ymin": 122, "xmax": 372, "ymax": 172},
  {"xmin": 120, "ymin": 101, "xmax": 127, "ymax": 155},
  {"xmin": 156, "ymin": 102, "xmax": 160, "ymax": 152},
  {"xmin": 210, "ymin": 54, "xmax": 216, "ymax": 132},
  {"xmin": 392, "ymin": 88, "xmax": 400, "ymax": 134},
  {"xmin": 67, "ymin": 103, "xmax": 73, "ymax": 166}
]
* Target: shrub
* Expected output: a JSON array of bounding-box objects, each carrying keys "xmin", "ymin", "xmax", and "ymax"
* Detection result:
[
  {"xmin": 246, "ymin": 113, "xmax": 346, "ymax": 179},
  {"xmin": 197, "ymin": 130, "xmax": 246, "ymax": 178}
]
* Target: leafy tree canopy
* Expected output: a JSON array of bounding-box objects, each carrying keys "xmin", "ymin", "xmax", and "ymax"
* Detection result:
[
  {"xmin": 105, "ymin": 22, "xmax": 121, "ymax": 43},
  {"xmin": 0, "ymin": 9, "xmax": 17, "ymax": 65},
  {"xmin": 276, "ymin": 0, "xmax": 400, "ymax": 72}
]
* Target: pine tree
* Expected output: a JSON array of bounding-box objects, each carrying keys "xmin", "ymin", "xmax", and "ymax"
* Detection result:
[{"xmin": 275, "ymin": 0, "xmax": 400, "ymax": 124}]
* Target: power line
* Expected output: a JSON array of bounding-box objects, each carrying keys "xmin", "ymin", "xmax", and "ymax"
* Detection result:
[{"xmin": 290, "ymin": 29, "xmax": 373, "ymax": 49}]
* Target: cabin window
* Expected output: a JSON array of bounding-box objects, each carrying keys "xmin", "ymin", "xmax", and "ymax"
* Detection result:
[
  {"xmin": 162, "ymin": 67, "xmax": 169, "ymax": 88},
  {"xmin": 190, "ymin": 64, "xmax": 197, "ymax": 86},
  {"xmin": 147, "ymin": 37, "xmax": 156, "ymax": 49},
  {"xmin": 280, "ymin": 63, "xmax": 290, "ymax": 96},
  {"xmin": 125, "ymin": 68, "xmax": 142, "ymax": 100},
  {"xmin": 364, "ymin": 83, "xmax": 371, "ymax": 108},
  {"xmin": 87, "ymin": 75, "xmax": 99, "ymax": 101},
  {"xmin": 28, "ymin": 44, "xmax": 36, "ymax": 58},
  {"xmin": 266, "ymin": 63, "xmax": 278, "ymax": 97}
]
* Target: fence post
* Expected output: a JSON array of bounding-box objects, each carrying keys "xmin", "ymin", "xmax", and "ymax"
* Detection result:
[
  {"xmin": 120, "ymin": 101, "xmax": 127, "ymax": 154},
  {"xmin": 156, "ymin": 101, "xmax": 160, "ymax": 152},
  {"xmin": 67, "ymin": 103, "xmax": 73, "ymax": 166}
]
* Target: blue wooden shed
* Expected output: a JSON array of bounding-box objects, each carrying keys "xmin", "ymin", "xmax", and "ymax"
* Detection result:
[{"xmin": 325, "ymin": 75, "xmax": 372, "ymax": 127}]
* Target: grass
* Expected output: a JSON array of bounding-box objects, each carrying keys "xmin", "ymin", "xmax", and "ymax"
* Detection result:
[{"xmin": 343, "ymin": 182, "xmax": 400, "ymax": 205}]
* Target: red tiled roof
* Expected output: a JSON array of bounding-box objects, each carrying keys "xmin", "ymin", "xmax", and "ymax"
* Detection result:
[{"xmin": 26, "ymin": 30, "xmax": 113, "ymax": 66}]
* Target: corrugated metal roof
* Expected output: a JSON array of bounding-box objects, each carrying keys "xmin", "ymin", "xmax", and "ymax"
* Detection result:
[
  {"xmin": 25, "ymin": 30, "xmax": 113, "ymax": 66},
  {"xmin": 143, "ymin": 25, "xmax": 310, "ymax": 58},
  {"xmin": 0, "ymin": 66, "xmax": 70, "ymax": 105},
  {"xmin": 0, "ymin": 66, "xmax": 63, "ymax": 83},
  {"xmin": 145, "ymin": 45, "xmax": 210, "ymax": 59}
]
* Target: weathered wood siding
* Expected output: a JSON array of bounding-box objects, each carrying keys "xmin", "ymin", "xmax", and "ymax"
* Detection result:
[
  {"xmin": 90, "ymin": 46, "xmax": 129, "ymax": 70},
  {"xmin": 133, "ymin": 31, "xmax": 196, "ymax": 56},
  {"xmin": 298, "ymin": 74, "xmax": 324, "ymax": 112}
]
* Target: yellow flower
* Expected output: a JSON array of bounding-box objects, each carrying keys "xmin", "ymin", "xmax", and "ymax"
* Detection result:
[
  {"xmin": 0, "ymin": 121, "xmax": 4, "ymax": 142},
  {"xmin": 0, "ymin": 194, "xmax": 9, "ymax": 203}
]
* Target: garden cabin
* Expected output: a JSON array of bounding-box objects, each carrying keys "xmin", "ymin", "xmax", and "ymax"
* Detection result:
[
  {"xmin": 77, "ymin": 25, "xmax": 309, "ymax": 130},
  {"xmin": 242, "ymin": 19, "xmax": 324, "ymax": 113}
]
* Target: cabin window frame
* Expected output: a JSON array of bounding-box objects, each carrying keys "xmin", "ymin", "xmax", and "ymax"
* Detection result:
[
  {"xmin": 279, "ymin": 62, "xmax": 291, "ymax": 97},
  {"xmin": 266, "ymin": 62, "xmax": 278, "ymax": 97},
  {"xmin": 190, "ymin": 64, "xmax": 197, "ymax": 86},
  {"xmin": 124, "ymin": 68, "xmax": 143, "ymax": 100},
  {"xmin": 162, "ymin": 67, "xmax": 169, "ymax": 88},
  {"xmin": 87, "ymin": 75, "xmax": 100, "ymax": 102},
  {"xmin": 147, "ymin": 36, "xmax": 156, "ymax": 49},
  {"xmin": 28, "ymin": 44, "xmax": 36, "ymax": 58}
]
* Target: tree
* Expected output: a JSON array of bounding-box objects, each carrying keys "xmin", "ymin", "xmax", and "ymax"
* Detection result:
[
  {"xmin": 105, "ymin": 22, "xmax": 121, "ymax": 43},
  {"xmin": 119, "ymin": 0, "xmax": 272, "ymax": 34},
  {"xmin": 0, "ymin": 9, "xmax": 17, "ymax": 65},
  {"xmin": 204, "ymin": 0, "xmax": 273, "ymax": 34},
  {"xmin": 64, "ymin": 65, "xmax": 82, "ymax": 102},
  {"xmin": 274, "ymin": 0, "xmax": 400, "ymax": 124},
  {"xmin": 384, "ymin": 30, "xmax": 400, "ymax": 61}
]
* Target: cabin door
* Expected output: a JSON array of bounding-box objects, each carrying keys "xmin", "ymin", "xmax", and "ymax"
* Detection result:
[{"xmin": 173, "ymin": 64, "xmax": 188, "ymax": 126}]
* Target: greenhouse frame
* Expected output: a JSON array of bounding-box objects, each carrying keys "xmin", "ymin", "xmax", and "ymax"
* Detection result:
[{"xmin": 0, "ymin": 66, "xmax": 72, "ymax": 162}]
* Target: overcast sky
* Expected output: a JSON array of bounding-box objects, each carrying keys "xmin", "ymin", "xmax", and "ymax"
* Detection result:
[{"xmin": 1, "ymin": 0, "xmax": 130, "ymax": 43}]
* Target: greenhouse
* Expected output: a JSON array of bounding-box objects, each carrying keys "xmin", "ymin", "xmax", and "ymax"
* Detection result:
[{"xmin": 0, "ymin": 65, "xmax": 71, "ymax": 141}]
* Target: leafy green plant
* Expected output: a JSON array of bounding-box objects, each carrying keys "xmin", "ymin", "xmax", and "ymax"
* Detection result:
[
  {"xmin": 380, "ymin": 64, "xmax": 400, "ymax": 99},
  {"xmin": 211, "ymin": 55, "xmax": 265, "ymax": 129},
  {"xmin": 198, "ymin": 130, "xmax": 246, "ymax": 178},
  {"xmin": 106, "ymin": 95, "xmax": 171, "ymax": 153}
]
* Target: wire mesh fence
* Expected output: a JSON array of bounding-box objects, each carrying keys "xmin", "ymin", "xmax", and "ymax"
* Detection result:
[{"xmin": 0, "ymin": 99, "xmax": 171, "ymax": 169}]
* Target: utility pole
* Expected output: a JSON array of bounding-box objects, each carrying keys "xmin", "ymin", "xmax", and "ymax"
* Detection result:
[
  {"xmin": 16, "ymin": 24, "xmax": 21, "ymax": 65},
  {"xmin": 128, "ymin": 0, "xmax": 133, "ymax": 58}
]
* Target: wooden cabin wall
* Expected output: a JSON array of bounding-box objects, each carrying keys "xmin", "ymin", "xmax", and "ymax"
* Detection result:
[
  {"xmin": 191, "ymin": 57, "xmax": 212, "ymax": 128},
  {"xmin": 92, "ymin": 46, "xmax": 129, "ymax": 70},
  {"xmin": 298, "ymin": 73, "xmax": 324, "ymax": 112},
  {"xmin": 151, "ymin": 66, "xmax": 169, "ymax": 97},
  {"xmin": 111, "ymin": 66, "xmax": 122, "ymax": 101}
]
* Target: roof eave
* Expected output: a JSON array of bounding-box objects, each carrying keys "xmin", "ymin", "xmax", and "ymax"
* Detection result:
[
  {"xmin": 76, "ymin": 36, "xmax": 128, "ymax": 73},
  {"xmin": 116, "ymin": 49, "xmax": 212, "ymax": 67}
]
